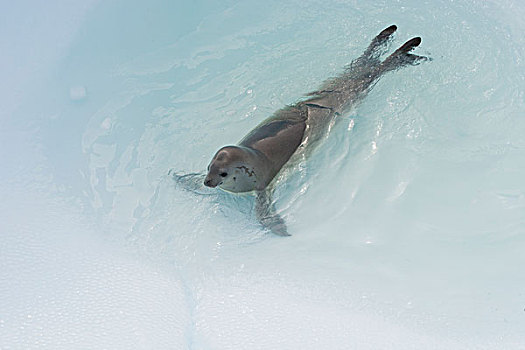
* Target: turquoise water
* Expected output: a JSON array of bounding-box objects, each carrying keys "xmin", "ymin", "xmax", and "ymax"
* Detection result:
[{"xmin": 1, "ymin": 0, "xmax": 525, "ymax": 348}]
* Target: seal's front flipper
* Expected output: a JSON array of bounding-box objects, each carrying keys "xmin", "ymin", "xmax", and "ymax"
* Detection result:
[
  {"xmin": 255, "ymin": 190, "xmax": 290, "ymax": 237},
  {"xmin": 168, "ymin": 170, "xmax": 216, "ymax": 195}
]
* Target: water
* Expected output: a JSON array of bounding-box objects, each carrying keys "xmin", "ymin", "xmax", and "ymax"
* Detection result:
[{"xmin": 1, "ymin": 0, "xmax": 525, "ymax": 349}]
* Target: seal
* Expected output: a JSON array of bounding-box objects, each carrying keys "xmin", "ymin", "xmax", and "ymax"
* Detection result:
[
  {"xmin": 203, "ymin": 108, "xmax": 306, "ymax": 192},
  {"xmin": 179, "ymin": 25, "xmax": 427, "ymax": 236}
]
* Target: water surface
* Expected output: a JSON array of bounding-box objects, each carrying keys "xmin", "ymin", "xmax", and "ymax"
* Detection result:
[{"xmin": 1, "ymin": 0, "xmax": 525, "ymax": 348}]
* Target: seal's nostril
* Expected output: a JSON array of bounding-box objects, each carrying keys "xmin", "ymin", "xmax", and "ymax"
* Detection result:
[{"xmin": 204, "ymin": 178, "xmax": 217, "ymax": 188}]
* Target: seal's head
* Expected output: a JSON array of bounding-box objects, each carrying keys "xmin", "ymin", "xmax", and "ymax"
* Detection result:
[{"xmin": 204, "ymin": 146, "xmax": 259, "ymax": 193}]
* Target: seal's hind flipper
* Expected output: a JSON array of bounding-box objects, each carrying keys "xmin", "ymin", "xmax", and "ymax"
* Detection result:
[
  {"xmin": 255, "ymin": 190, "xmax": 290, "ymax": 237},
  {"xmin": 348, "ymin": 24, "xmax": 398, "ymax": 72},
  {"xmin": 309, "ymin": 25, "xmax": 399, "ymax": 97},
  {"xmin": 380, "ymin": 37, "xmax": 428, "ymax": 72},
  {"xmin": 363, "ymin": 24, "xmax": 397, "ymax": 60},
  {"xmin": 398, "ymin": 36, "xmax": 421, "ymax": 52},
  {"xmin": 377, "ymin": 25, "xmax": 398, "ymax": 40}
]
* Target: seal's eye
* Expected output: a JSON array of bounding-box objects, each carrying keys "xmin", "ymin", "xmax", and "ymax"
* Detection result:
[{"xmin": 220, "ymin": 172, "xmax": 228, "ymax": 177}]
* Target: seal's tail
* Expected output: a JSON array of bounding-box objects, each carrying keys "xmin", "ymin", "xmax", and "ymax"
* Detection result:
[{"xmin": 379, "ymin": 36, "xmax": 428, "ymax": 73}]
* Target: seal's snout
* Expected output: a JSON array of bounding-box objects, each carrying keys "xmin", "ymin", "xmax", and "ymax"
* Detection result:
[{"xmin": 204, "ymin": 177, "xmax": 216, "ymax": 188}]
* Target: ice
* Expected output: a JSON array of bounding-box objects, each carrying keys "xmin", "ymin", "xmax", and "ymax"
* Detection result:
[{"xmin": 2, "ymin": 0, "xmax": 525, "ymax": 349}]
